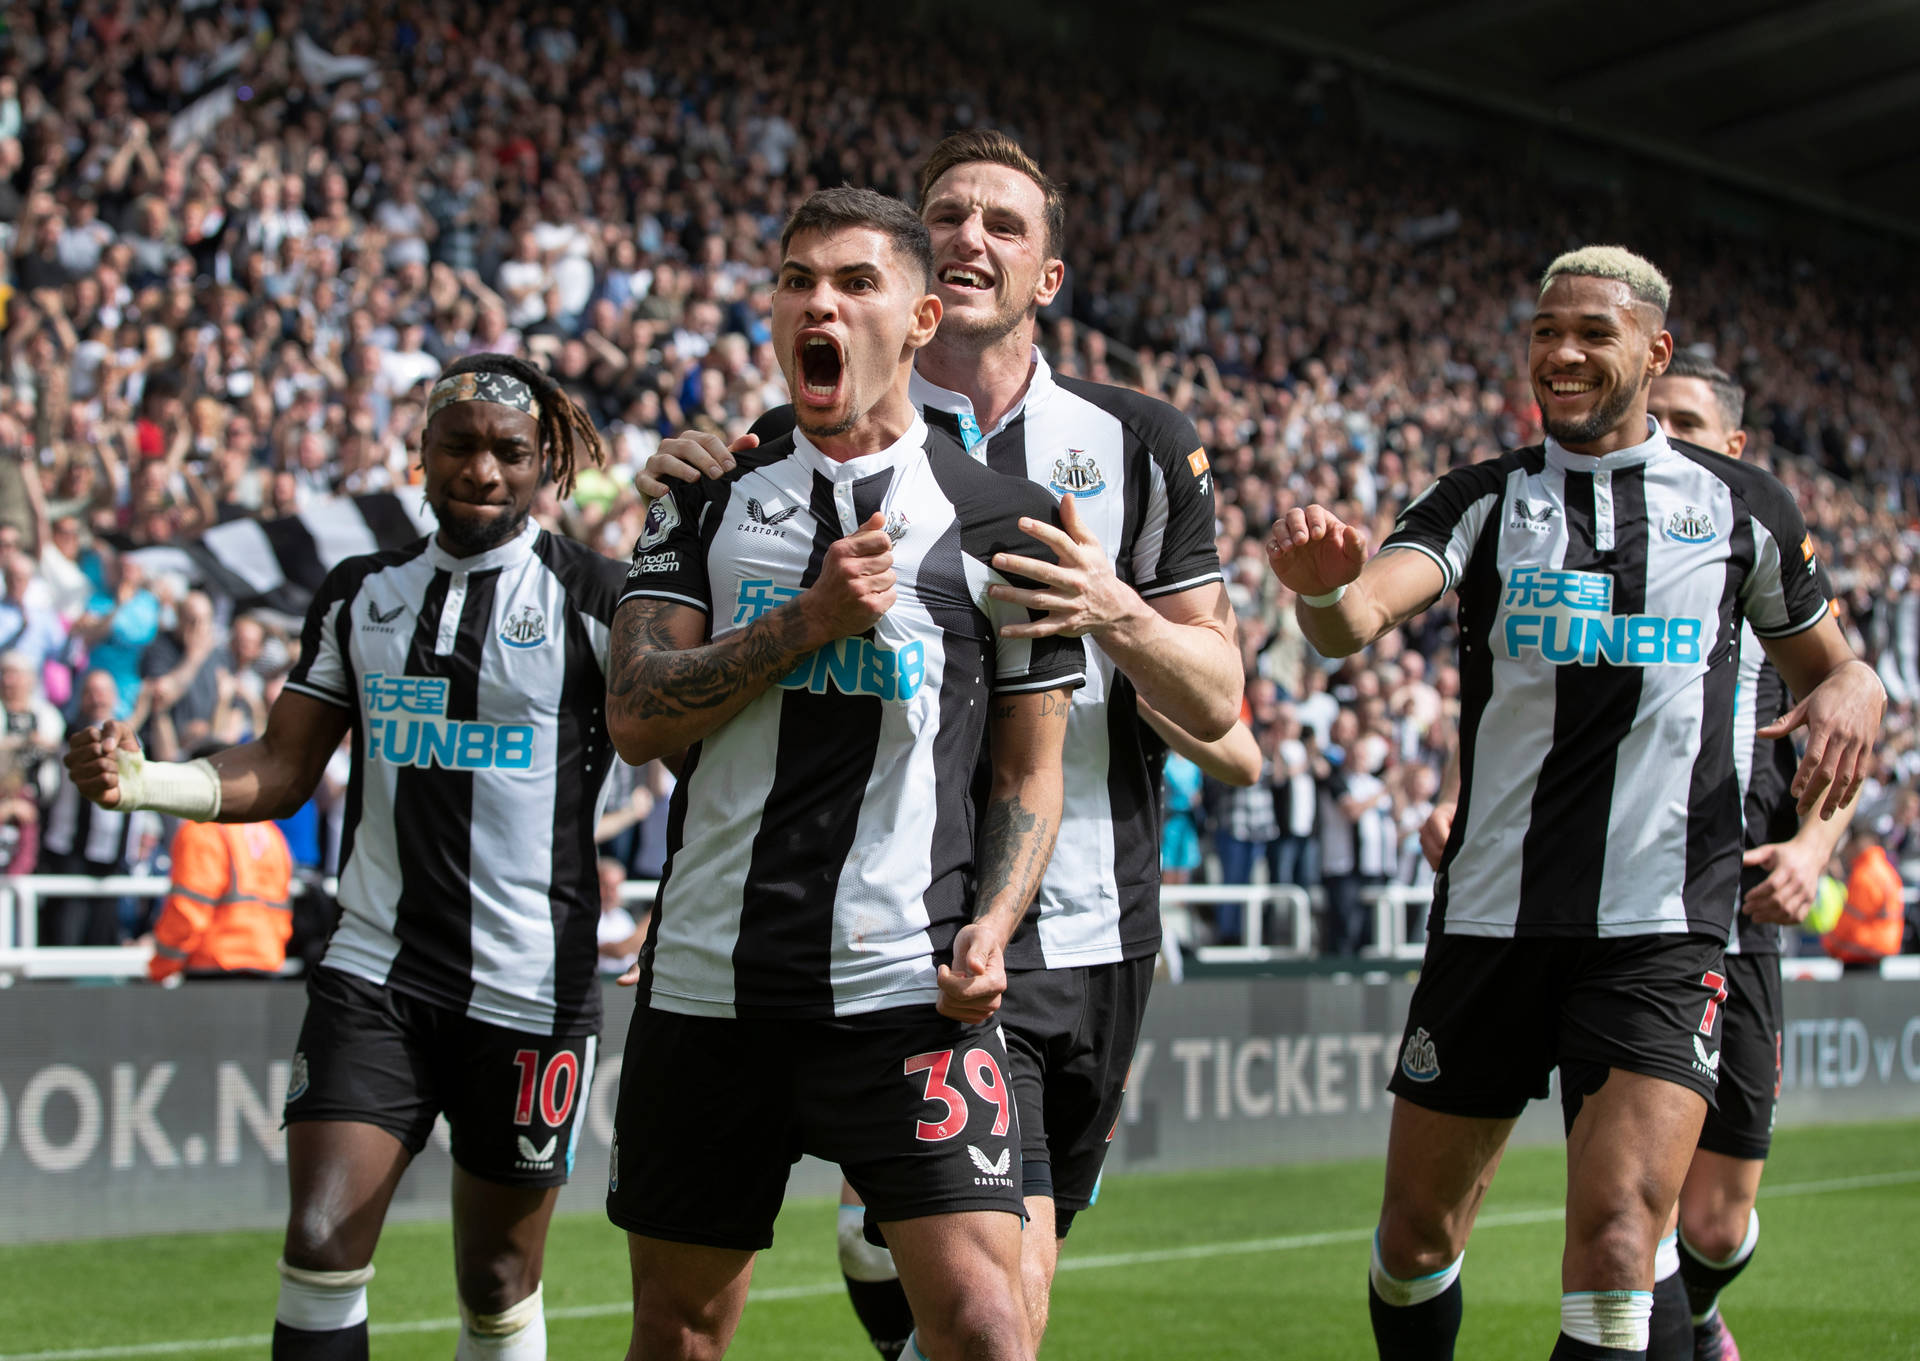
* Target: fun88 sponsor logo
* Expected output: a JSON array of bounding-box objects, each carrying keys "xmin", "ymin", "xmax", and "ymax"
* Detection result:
[
  {"xmin": 732, "ymin": 579, "xmax": 924, "ymax": 702},
  {"xmin": 362, "ymin": 673, "xmax": 536, "ymax": 770},
  {"xmin": 778, "ymin": 638, "xmax": 925, "ymax": 702},
  {"xmin": 1501, "ymin": 568, "xmax": 1704, "ymax": 667}
]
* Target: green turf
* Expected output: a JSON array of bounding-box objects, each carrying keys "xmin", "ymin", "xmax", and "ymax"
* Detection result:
[{"xmin": 4, "ymin": 1121, "xmax": 1917, "ymax": 1359}]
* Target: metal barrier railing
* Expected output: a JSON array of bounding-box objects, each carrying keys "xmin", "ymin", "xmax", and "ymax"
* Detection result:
[
  {"xmin": 0, "ymin": 875, "xmax": 665, "ymax": 980},
  {"xmin": 2, "ymin": 874, "xmax": 1914, "ymax": 980}
]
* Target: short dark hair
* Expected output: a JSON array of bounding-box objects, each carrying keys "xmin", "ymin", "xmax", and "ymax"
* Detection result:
[
  {"xmin": 917, "ymin": 130, "xmax": 1065, "ymax": 259},
  {"xmin": 778, "ymin": 188, "xmax": 934, "ymax": 288},
  {"xmin": 1662, "ymin": 351, "xmax": 1746, "ymax": 431}
]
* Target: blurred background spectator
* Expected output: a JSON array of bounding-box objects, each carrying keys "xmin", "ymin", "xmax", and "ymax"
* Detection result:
[{"xmin": 1, "ymin": 0, "xmax": 1914, "ymax": 959}]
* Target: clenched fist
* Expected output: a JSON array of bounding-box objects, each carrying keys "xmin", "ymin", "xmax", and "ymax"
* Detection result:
[
  {"xmin": 800, "ymin": 512, "xmax": 896, "ymax": 642},
  {"xmin": 64, "ymin": 721, "xmax": 143, "ymax": 810}
]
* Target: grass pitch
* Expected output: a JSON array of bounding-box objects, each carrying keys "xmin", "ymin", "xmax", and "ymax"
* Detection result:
[{"xmin": 3, "ymin": 1120, "xmax": 1916, "ymax": 1359}]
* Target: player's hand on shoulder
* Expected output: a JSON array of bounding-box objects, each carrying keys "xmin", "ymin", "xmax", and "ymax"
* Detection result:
[
  {"xmin": 936, "ymin": 921, "xmax": 1008, "ymax": 1024},
  {"xmin": 64, "ymin": 720, "xmax": 141, "ymax": 810},
  {"xmin": 800, "ymin": 511, "xmax": 895, "ymax": 643},
  {"xmin": 1419, "ymin": 800, "xmax": 1455, "ymax": 871},
  {"xmin": 1265, "ymin": 505, "xmax": 1368, "ymax": 596},
  {"xmin": 636, "ymin": 431, "xmax": 758, "ymax": 500}
]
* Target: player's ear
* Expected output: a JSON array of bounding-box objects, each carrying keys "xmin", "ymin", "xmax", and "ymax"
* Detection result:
[
  {"xmin": 1034, "ymin": 256, "xmax": 1066, "ymax": 309},
  {"xmin": 907, "ymin": 290, "xmax": 941, "ymax": 351},
  {"xmin": 1647, "ymin": 328, "xmax": 1673, "ymax": 382}
]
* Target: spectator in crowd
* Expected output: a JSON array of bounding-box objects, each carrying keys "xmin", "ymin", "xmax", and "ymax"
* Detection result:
[
  {"xmin": 149, "ymin": 772, "xmax": 295, "ymax": 982},
  {"xmin": 596, "ymin": 857, "xmax": 648, "ymax": 979},
  {"xmin": 1827, "ymin": 827, "xmax": 1906, "ymax": 969},
  {"xmin": 1264, "ymin": 704, "xmax": 1318, "ymax": 889},
  {"xmin": 0, "ymin": 650, "xmax": 63, "ymax": 806},
  {"xmin": 0, "ymin": 756, "xmax": 39, "ymax": 878},
  {"xmin": 1160, "ymin": 751, "xmax": 1205, "ymax": 890},
  {"xmin": 38, "ymin": 669, "xmax": 157, "ymax": 943}
]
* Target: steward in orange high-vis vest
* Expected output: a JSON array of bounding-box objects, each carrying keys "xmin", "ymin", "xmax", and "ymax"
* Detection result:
[
  {"xmin": 149, "ymin": 820, "xmax": 294, "ymax": 981},
  {"xmin": 1826, "ymin": 833, "xmax": 1905, "ymax": 966}
]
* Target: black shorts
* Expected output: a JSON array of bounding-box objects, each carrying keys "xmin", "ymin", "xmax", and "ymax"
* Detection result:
[
  {"xmin": 607, "ymin": 1003, "xmax": 1023, "ymax": 1252},
  {"xmin": 284, "ymin": 966, "xmax": 597, "ymax": 1188},
  {"xmin": 1000, "ymin": 956, "xmax": 1154, "ymax": 1228},
  {"xmin": 1386, "ymin": 931, "xmax": 1728, "ymax": 1128},
  {"xmin": 1697, "ymin": 951, "xmax": 1783, "ymax": 1161}
]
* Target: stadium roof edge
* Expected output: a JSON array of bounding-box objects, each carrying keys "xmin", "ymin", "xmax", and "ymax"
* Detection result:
[{"xmin": 1187, "ymin": 3, "xmax": 1920, "ymax": 246}]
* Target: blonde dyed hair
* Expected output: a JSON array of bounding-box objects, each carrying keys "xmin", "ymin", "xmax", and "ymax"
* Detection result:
[{"xmin": 1539, "ymin": 245, "xmax": 1672, "ymax": 316}]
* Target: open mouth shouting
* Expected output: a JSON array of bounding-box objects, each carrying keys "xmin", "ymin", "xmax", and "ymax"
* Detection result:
[{"xmin": 797, "ymin": 331, "xmax": 846, "ymax": 408}]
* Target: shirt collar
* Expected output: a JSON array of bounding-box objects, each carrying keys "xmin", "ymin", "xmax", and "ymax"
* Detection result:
[
  {"xmin": 792, "ymin": 414, "xmax": 929, "ymax": 480},
  {"xmin": 909, "ymin": 346, "xmax": 1053, "ymax": 447},
  {"xmin": 426, "ymin": 516, "xmax": 540, "ymax": 573},
  {"xmin": 1544, "ymin": 415, "xmax": 1672, "ymax": 473}
]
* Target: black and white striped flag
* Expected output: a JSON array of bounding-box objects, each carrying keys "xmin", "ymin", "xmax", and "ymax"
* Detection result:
[{"xmin": 128, "ymin": 491, "xmax": 436, "ymax": 621}]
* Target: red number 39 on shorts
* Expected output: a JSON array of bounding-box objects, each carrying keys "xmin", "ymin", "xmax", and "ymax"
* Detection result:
[{"xmin": 904, "ymin": 1048, "xmax": 1011, "ymax": 1142}]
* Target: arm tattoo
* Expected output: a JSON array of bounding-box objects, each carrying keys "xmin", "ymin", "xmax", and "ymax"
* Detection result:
[
  {"xmin": 606, "ymin": 598, "xmax": 813, "ymax": 723},
  {"xmin": 975, "ymin": 790, "xmax": 1056, "ymax": 920}
]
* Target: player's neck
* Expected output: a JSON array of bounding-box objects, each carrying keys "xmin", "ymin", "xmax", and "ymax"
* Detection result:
[
  {"xmin": 917, "ymin": 324, "xmax": 1038, "ymax": 433},
  {"xmin": 803, "ymin": 380, "xmax": 920, "ymax": 462},
  {"xmin": 1554, "ymin": 406, "xmax": 1656, "ymax": 458}
]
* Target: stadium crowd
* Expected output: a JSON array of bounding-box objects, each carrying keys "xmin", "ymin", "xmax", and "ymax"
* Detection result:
[{"xmin": 3, "ymin": 0, "xmax": 1918, "ymax": 954}]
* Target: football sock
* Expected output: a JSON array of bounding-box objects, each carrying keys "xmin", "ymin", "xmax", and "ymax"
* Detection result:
[
  {"xmin": 1553, "ymin": 1289, "xmax": 1651, "ymax": 1359},
  {"xmin": 1679, "ymin": 1209, "xmax": 1758, "ymax": 1325},
  {"xmin": 1367, "ymin": 1231, "xmax": 1463, "ymax": 1359},
  {"xmin": 1646, "ymin": 1239, "xmax": 1692, "ymax": 1361},
  {"xmin": 455, "ymin": 1281, "xmax": 545, "ymax": 1359},
  {"xmin": 273, "ymin": 1257, "xmax": 373, "ymax": 1361},
  {"xmin": 840, "ymin": 1204, "xmax": 914, "ymax": 1359}
]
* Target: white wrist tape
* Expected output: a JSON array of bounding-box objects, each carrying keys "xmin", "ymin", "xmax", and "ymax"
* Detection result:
[
  {"xmin": 1300, "ymin": 583, "xmax": 1348, "ymax": 608},
  {"xmin": 115, "ymin": 751, "xmax": 222, "ymax": 820}
]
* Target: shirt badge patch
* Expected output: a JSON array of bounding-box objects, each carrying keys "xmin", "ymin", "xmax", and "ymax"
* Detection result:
[
  {"xmin": 637, "ymin": 494, "xmax": 680, "ymax": 550},
  {"xmin": 885, "ymin": 510, "xmax": 911, "ymax": 545},
  {"xmin": 1187, "ymin": 448, "xmax": 1209, "ymax": 477},
  {"xmin": 499, "ymin": 605, "xmax": 548, "ymax": 649},
  {"xmin": 1048, "ymin": 449, "xmax": 1107, "ymax": 498},
  {"xmin": 1665, "ymin": 506, "xmax": 1717, "ymax": 544}
]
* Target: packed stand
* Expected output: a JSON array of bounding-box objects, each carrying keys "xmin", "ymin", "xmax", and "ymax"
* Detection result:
[{"xmin": 0, "ymin": 0, "xmax": 1915, "ymax": 958}]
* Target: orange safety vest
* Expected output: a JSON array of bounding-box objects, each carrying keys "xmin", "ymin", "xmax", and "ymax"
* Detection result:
[
  {"xmin": 149, "ymin": 821, "xmax": 294, "ymax": 981},
  {"xmin": 1826, "ymin": 845, "xmax": 1905, "ymax": 965}
]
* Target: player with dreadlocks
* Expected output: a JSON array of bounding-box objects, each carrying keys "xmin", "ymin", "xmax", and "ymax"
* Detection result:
[{"xmin": 66, "ymin": 353, "xmax": 629, "ymax": 1361}]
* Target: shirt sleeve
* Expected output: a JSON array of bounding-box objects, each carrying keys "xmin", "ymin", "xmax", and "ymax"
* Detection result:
[
  {"xmin": 1737, "ymin": 474, "xmax": 1831, "ymax": 639},
  {"xmin": 283, "ymin": 565, "xmax": 359, "ymax": 710},
  {"xmin": 1379, "ymin": 461, "xmax": 1509, "ymax": 595},
  {"xmin": 981, "ymin": 488, "xmax": 1088, "ymax": 695},
  {"xmin": 618, "ymin": 479, "xmax": 713, "ymax": 616},
  {"xmin": 1123, "ymin": 400, "xmax": 1224, "ymax": 599}
]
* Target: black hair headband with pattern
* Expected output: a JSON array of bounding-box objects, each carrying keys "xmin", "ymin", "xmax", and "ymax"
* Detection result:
[{"xmin": 427, "ymin": 371, "xmax": 543, "ymax": 422}]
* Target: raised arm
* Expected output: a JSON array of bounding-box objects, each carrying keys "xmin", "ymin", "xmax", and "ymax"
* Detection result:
[
  {"xmin": 64, "ymin": 688, "xmax": 351, "ymax": 824},
  {"xmin": 605, "ymin": 510, "xmax": 899, "ymax": 765},
  {"xmin": 1264, "ymin": 505, "xmax": 1449, "ymax": 658},
  {"xmin": 937, "ymin": 686, "xmax": 1073, "ymax": 1023}
]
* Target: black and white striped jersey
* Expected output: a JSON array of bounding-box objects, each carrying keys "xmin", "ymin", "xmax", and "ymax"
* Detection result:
[
  {"xmin": 619, "ymin": 417, "xmax": 1087, "ymax": 1020},
  {"xmin": 1385, "ymin": 421, "xmax": 1830, "ymax": 940},
  {"xmin": 284, "ymin": 521, "xmax": 628, "ymax": 1036},
  {"xmin": 751, "ymin": 351, "xmax": 1222, "ymax": 969},
  {"xmin": 1729, "ymin": 554, "xmax": 1834, "ymax": 954}
]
